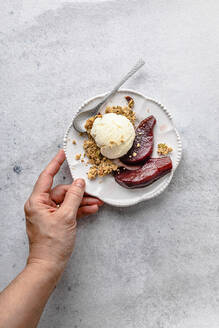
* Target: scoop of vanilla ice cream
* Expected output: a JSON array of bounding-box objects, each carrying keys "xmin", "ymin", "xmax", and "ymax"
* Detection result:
[{"xmin": 90, "ymin": 113, "xmax": 135, "ymax": 159}]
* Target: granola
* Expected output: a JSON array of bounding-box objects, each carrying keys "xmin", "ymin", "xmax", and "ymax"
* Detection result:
[
  {"xmin": 83, "ymin": 135, "xmax": 118, "ymax": 180},
  {"xmin": 75, "ymin": 153, "xmax": 81, "ymax": 160},
  {"xmin": 105, "ymin": 105, "xmax": 135, "ymax": 125},
  {"xmin": 157, "ymin": 143, "xmax": 173, "ymax": 156}
]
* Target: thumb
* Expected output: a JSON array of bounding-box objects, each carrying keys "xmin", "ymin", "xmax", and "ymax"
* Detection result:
[{"xmin": 61, "ymin": 179, "xmax": 85, "ymax": 219}]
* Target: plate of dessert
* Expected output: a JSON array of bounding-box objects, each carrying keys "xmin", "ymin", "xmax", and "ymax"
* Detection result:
[{"xmin": 63, "ymin": 89, "xmax": 182, "ymax": 207}]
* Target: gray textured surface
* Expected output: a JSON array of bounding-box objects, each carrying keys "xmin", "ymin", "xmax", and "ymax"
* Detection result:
[{"xmin": 0, "ymin": 1, "xmax": 219, "ymax": 327}]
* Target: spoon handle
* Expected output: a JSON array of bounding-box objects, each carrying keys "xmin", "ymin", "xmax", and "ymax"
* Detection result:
[{"xmin": 99, "ymin": 58, "xmax": 145, "ymax": 108}]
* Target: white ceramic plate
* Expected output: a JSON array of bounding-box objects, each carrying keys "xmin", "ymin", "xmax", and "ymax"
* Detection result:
[{"xmin": 63, "ymin": 89, "xmax": 182, "ymax": 207}]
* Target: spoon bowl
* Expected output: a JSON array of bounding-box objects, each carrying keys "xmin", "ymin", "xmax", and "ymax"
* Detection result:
[{"xmin": 72, "ymin": 100, "xmax": 105, "ymax": 133}]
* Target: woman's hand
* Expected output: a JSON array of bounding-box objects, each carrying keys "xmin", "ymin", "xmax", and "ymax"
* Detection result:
[
  {"xmin": 0, "ymin": 150, "xmax": 103, "ymax": 328},
  {"xmin": 24, "ymin": 149, "xmax": 103, "ymax": 275}
]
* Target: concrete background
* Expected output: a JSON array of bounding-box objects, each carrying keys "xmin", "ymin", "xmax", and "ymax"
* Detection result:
[{"xmin": 0, "ymin": 1, "xmax": 219, "ymax": 327}]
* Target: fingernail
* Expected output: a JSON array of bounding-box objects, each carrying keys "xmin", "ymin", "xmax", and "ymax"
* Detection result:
[{"xmin": 74, "ymin": 178, "xmax": 85, "ymax": 188}]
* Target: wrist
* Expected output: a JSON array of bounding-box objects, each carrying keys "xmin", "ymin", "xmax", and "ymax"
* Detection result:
[{"xmin": 26, "ymin": 257, "xmax": 66, "ymax": 283}]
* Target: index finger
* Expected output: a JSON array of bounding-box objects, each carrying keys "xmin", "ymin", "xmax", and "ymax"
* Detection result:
[{"xmin": 33, "ymin": 149, "xmax": 66, "ymax": 194}]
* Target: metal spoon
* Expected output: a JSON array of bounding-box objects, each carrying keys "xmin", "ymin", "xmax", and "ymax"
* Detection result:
[{"xmin": 73, "ymin": 59, "xmax": 145, "ymax": 133}]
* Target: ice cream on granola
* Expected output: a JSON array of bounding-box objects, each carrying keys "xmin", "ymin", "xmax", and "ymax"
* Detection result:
[{"xmin": 83, "ymin": 98, "xmax": 136, "ymax": 180}]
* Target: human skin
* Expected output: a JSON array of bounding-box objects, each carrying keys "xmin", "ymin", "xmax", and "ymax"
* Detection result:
[{"xmin": 0, "ymin": 149, "xmax": 103, "ymax": 328}]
